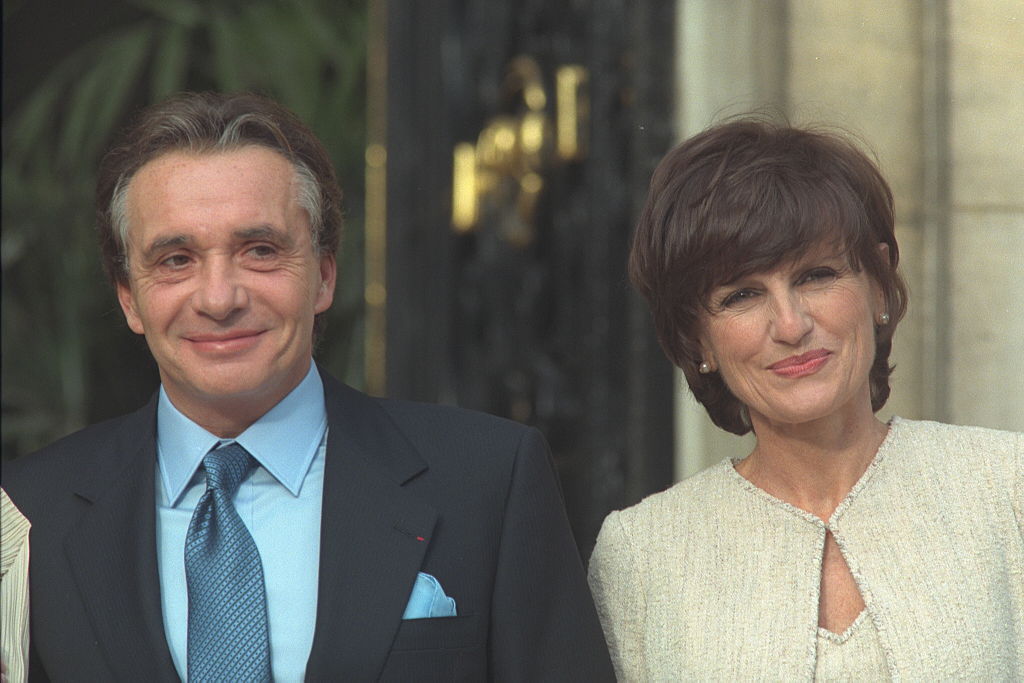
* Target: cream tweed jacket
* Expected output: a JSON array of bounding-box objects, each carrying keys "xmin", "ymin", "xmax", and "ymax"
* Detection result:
[{"xmin": 588, "ymin": 418, "xmax": 1023, "ymax": 681}]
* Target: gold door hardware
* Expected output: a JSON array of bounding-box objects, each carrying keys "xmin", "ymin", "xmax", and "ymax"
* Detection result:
[
  {"xmin": 452, "ymin": 56, "xmax": 589, "ymax": 237},
  {"xmin": 556, "ymin": 65, "xmax": 587, "ymax": 161}
]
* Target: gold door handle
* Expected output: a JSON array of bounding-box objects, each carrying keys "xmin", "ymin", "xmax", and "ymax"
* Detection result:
[{"xmin": 452, "ymin": 57, "xmax": 588, "ymax": 235}]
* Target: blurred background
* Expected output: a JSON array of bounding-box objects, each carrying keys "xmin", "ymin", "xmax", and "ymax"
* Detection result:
[{"xmin": 3, "ymin": 0, "xmax": 1022, "ymax": 556}]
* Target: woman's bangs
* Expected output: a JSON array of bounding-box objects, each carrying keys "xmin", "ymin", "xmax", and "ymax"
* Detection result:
[{"xmin": 695, "ymin": 175, "xmax": 856, "ymax": 301}]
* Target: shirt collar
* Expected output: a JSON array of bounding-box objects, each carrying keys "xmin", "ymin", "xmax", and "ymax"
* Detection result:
[{"xmin": 157, "ymin": 363, "xmax": 327, "ymax": 506}]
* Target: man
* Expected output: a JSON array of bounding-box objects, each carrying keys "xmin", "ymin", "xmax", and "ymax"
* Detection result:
[{"xmin": 4, "ymin": 92, "xmax": 613, "ymax": 681}]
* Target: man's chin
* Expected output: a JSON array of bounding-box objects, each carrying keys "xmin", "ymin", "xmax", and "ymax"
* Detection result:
[{"xmin": 165, "ymin": 372, "xmax": 281, "ymax": 408}]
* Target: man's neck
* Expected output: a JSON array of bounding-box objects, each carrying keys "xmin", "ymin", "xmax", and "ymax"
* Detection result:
[{"xmin": 159, "ymin": 364, "xmax": 315, "ymax": 437}]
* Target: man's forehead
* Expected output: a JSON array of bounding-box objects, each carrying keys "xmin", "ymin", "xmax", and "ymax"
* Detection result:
[
  {"xmin": 125, "ymin": 147, "xmax": 301, "ymax": 225},
  {"xmin": 133, "ymin": 145, "xmax": 294, "ymax": 181}
]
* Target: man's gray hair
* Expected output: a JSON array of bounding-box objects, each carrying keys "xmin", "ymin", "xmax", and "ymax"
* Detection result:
[
  {"xmin": 107, "ymin": 124, "xmax": 324, "ymax": 272},
  {"xmin": 96, "ymin": 92, "xmax": 343, "ymax": 288}
]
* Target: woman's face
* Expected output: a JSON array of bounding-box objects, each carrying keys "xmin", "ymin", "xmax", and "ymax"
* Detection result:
[{"xmin": 699, "ymin": 242, "xmax": 883, "ymax": 431}]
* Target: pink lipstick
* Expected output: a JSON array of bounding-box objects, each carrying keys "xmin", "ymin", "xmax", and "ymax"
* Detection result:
[{"xmin": 769, "ymin": 349, "xmax": 831, "ymax": 378}]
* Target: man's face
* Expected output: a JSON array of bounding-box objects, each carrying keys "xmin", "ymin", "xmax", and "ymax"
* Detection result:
[{"xmin": 117, "ymin": 146, "xmax": 336, "ymax": 435}]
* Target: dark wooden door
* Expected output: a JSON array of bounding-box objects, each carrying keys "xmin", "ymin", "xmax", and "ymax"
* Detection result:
[{"xmin": 371, "ymin": 0, "xmax": 675, "ymax": 556}]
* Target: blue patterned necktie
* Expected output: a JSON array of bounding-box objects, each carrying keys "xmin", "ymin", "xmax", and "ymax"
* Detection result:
[{"xmin": 185, "ymin": 442, "xmax": 272, "ymax": 682}]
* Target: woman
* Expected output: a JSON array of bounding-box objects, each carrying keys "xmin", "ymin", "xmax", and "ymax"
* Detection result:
[{"xmin": 588, "ymin": 118, "xmax": 1023, "ymax": 680}]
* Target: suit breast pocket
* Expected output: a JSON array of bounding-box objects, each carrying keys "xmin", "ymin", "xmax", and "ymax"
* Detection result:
[
  {"xmin": 380, "ymin": 614, "xmax": 486, "ymax": 682},
  {"xmin": 390, "ymin": 613, "xmax": 481, "ymax": 651}
]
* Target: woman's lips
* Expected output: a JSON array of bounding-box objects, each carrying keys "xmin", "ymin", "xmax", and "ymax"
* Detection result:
[{"xmin": 769, "ymin": 349, "xmax": 831, "ymax": 378}]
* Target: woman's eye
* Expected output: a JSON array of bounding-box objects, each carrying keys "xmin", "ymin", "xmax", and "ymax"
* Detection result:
[
  {"xmin": 721, "ymin": 289, "xmax": 758, "ymax": 307},
  {"xmin": 800, "ymin": 267, "xmax": 837, "ymax": 284}
]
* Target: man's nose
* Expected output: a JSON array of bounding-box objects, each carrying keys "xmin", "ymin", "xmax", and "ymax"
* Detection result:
[{"xmin": 194, "ymin": 259, "xmax": 247, "ymax": 320}]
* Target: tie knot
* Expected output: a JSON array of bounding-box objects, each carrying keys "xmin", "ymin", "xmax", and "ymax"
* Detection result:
[{"xmin": 203, "ymin": 442, "xmax": 256, "ymax": 497}]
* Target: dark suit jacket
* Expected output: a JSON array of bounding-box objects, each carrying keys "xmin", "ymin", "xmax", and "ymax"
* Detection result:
[{"xmin": 3, "ymin": 368, "xmax": 614, "ymax": 681}]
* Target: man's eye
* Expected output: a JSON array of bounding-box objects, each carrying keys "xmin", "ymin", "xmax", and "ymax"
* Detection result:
[
  {"xmin": 248, "ymin": 244, "xmax": 278, "ymax": 258},
  {"xmin": 161, "ymin": 254, "xmax": 191, "ymax": 269}
]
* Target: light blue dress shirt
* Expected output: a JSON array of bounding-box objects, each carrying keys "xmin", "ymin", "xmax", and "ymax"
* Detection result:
[{"xmin": 156, "ymin": 363, "xmax": 326, "ymax": 683}]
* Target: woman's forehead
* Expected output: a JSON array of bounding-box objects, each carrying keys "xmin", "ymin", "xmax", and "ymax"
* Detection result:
[{"xmin": 706, "ymin": 234, "xmax": 850, "ymax": 288}]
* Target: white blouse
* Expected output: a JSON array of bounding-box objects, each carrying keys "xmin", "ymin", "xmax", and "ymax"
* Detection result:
[{"xmin": 815, "ymin": 612, "xmax": 887, "ymax": 680}]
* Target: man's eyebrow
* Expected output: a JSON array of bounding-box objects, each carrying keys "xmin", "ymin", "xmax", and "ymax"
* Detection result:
[
  {"xmin": 140, "ymin": 226, "xmax": 294, "ymax": 258},
  {"xmin": 235, "ymin": 225, "xmax": 293, "ymax": 245},
  {"xmin": 141, "ymin": 235, "xmax": 190, "ymax": 260}
]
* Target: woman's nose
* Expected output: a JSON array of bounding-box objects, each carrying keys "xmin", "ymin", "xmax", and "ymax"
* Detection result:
[{"xmin": 768, "ymin": 292, "xmax": 813, "ymax": 344}]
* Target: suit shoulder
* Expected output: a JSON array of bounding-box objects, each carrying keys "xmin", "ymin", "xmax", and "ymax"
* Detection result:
[
  {"xmin": 4, "ymin": 407, "xmax": 152, "ymax": 496},
  {"xmin": 374, "ymin": 397, "xmax": 536, "ymax": 445},
  {"xmin": 366, "ymin": 398, "xmax": 553, "ymax": 489}
]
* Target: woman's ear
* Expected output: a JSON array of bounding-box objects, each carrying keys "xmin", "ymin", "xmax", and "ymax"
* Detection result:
[
  {"xmin": 874, "ymin": 242, "xmax": 891, "ymax": 314},
  {"xmin": 697, "ymin": 343, "xmax": 717, "ymax": 374},
  {"xmin": 694, "ymin": 333, "xmax": 714, "ymax": 373},
  {"xmin": 877, "ymin": 242, "xmax": 891, "ymax": 266}
]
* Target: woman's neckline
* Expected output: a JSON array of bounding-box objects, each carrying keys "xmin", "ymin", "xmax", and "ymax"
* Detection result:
[{"xmin": 722, "ymin": 417, "xmax": 900, "ymax": 527}]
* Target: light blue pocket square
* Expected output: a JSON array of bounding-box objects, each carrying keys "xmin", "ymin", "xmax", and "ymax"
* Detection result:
[{"xmin": 402, "ymin": 572, "xmax": 457, "ymax": 619}]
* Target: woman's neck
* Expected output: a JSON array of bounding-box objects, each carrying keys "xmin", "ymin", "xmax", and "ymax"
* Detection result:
[{"xmin": 734, "ymin": 408, "xmax": 890, "ymax": 522}]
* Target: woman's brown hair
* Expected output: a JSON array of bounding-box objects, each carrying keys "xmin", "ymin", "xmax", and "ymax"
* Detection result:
[{"xmin": 629, "ymin": 117, "xmax": 908, "ymax": 435}]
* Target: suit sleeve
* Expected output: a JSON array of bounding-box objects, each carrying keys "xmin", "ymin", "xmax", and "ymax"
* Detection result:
[
  {"xmin": 487, "ymin": 427, "xmax": 615, "ymax": 682},
  {"xmin": 589, "ymin": 510, "xmax": 646, "ymax": 682}
]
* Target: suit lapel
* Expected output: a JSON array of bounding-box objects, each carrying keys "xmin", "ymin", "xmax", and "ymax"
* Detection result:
[
  {"xmin": 306, "ymin": 372, "xmax": 438, "ymax": 680},
  {"xmin": 64, "ymin": 398, "xmax": 179, "ymax": 681}
]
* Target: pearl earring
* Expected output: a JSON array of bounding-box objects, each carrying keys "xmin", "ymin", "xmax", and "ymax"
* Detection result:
[
  {"xmin": 698, "ymin": 361, "xmax": 712, "ymax": 374},
  {"xmin": 879, "ymin": 312, "xmax": 890, "ymax": 325}
]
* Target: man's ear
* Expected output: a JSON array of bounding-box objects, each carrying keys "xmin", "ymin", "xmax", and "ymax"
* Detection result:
[
  {"xmin": 314, "ymin": 252, "xmax": 337, "ymax": 314},
  {"xmin": 117, "ymin": 281, "xmax": 145, "ymax": 335}
]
